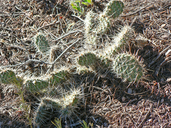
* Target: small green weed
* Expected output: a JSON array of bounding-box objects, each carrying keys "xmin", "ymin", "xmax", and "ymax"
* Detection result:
[
  {"xmin": 51, "ymin": 118, "xmax": 62, "ymax": 128},
  {"xmin": 70, "ymin": 0, "xmax": 93, "ymax": 15},
  {"xmin": 80, "ymin": 120, "xmax": 93, "ymax": 128}
]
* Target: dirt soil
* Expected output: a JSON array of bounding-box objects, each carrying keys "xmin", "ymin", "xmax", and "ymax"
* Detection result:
[{"xmin": 0, "ymin": 0, "xmax": 171, "ymax": 128}]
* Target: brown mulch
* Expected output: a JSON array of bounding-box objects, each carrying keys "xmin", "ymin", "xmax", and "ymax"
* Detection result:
[{"xmin": 0, "ymin": 0, "xmax": 171, "ymax": 128}]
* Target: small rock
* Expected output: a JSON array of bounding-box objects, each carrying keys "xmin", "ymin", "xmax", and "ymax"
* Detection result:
[
  {"xmin": 161, "ymin": 34, "xmax": 170, "ymax": 39},
  {"xmin": 0, "ymin": 122, "xmax": 3, "ymax": 127},
  {"xmin": 122, "ymin": 96, "xmax": 126, "ymax": 102},
  {"xmin": 166, "ymin": 77, "xmax": 171, "ymax": 82},
  {"xmin": 161, "ymin": 98, "xmax": 164, "ymax": 103},
  {"xmin": 128, "ymin": 88, "xmax": 132, "ymax": 94},
  {"xmin": 134, "ymin": 34, "xmax": 149, "ymax": 47},
  {"xmin": 104, "ymin": 122, "xmax": 108, "ymax": 127},
  {"xmin": 161, "ymin": 24, "xmax": 166, "ymax": 28},
  {"xmin": 165, "ymin": 49, "xmax": 171, "ymax": 57}
]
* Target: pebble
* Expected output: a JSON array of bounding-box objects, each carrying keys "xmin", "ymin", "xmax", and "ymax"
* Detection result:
[
  {"xmin": 161, "ymin": 34, "xmax": 170, "ymax": 39},
  {"xmin": 122, "ymin": 96, "xmax": 126, "ymax": 102},
  {"xmin": 128, "ymin": 88, "xmax": 132, "ymax": 94},
  {"xmin": 165, "ymin": 49, "xmax": 171, "ymax": 57},
  {"xmin": 161, "ymin": 98, "xmax": 164, "ymax": 103}
]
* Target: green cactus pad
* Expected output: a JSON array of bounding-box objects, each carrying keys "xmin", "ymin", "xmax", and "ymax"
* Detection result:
[
  {"xmin": 50, "ymin": 70, "xmax": 70, "ymax": 85},
  {"xmin": 42, "ymin": 97, "xmax": 62, "ymax": 109},
  {"xmin": 84, "ymin": 11, "xmax": 109, "ymax": 34},
  {"xmin": 33, "ymin": 103, "xmax": 53, "ymax": 126},
  {"xmin": 78, "ymin": 52, "xmax": 98, "ymax": 67},
  {"xmin": 104, "ymin": 25, "xmax": 134, "ymax": 56},
  {"xmin": 25, "ymin": 80, "xmax": 49, "ymax": 94},
  {"xmin": 84, "ymin": 11, "xmax": 110, "ymax": 43},
  {"xmin": 0, "ymin": 70, "xmax": 17, "ymax": 84},
  {"xmin": 59, "ymin": 88, "xmax": 82, "ymax": 118},
  {"xmin": 34, "ymin": 33, "xmax": 50, "ymax": 54},
  {"xmin": 112, "ymin": 53, "xmax": 145, "ymax": 83},
  {"xmin": 34, "ymin": 97, "xmax": 63, "ymax": 126},
  {"xmin": 103, "ymin": 0, "xmax": 124, "ymax": 19}
]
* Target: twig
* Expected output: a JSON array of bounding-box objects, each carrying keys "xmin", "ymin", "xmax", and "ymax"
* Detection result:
[
  {"xmin": 6, "ymin": 45, "xmax": 26, "ymax": 51},
  {"xmin": 155, "ymin": 56, "xmax": 171, "ymax": 76},
  {"xmin": 50, "ymin": 38, "xmax": 80, "ymax": 65},
  {"xmin": 0, "ymin": 59, "xmax": 49, "ymax": 69},
  {"xmin": 91, "ymin": 86, "xmax": 108, "ymax": 93},
  {"xmin": 1, "ymin": 39, "xmax": 80, "ymax": 68},
  {"xmin": 121, "ymin": 3, "xmax": 153, "ymax": 17},
  {"xmin": 148, "ymin": 44, "xmax": 171, "ymax": 67},
  {"xmin": 52, "ymin": 30, "xmax": 83, "ymax": 42},
  {"xmin": 130, "ymin": 17, "xmax": 137, "ymax": 27},
  {"xmin": 37, "ymin": 20, "xmax": 60, "ymax": 31},
  {"xmin": 71, "ymin": 14, "xmax": 84, "ymax": 22},
  {"xmin": 137, "ymin": 104, "xmax": 153, "ymax": 128},
  {"xmin": 0, "ymin": 39, "xmax": 80, "ymax": 70},
  {"xmin": 124, "ymin": 90, "xmax": 150, "ymax": 96},
  {"xmin": 121, "ymin": 113, "xmax": 137, "ymax": 128}
]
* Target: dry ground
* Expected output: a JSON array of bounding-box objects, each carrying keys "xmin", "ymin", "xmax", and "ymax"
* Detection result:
[{"xmin": 0, "ymin": 0, "xmax": 171, "ymax": 128}]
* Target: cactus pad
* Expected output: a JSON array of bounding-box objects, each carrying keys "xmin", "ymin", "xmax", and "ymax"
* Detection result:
[
  {"xmin": 33, "ymin": 102, "xmax": 53, "ymax": 126},
  {"xmin": 0, "ymin": 70, "xmax": 18, "ymax": 84},
  {"xmin": 103, "ymin": 0, "xmax": 124, "ymax": 19},
  {"xmin": 25, "ymin": 80, "xmax": 49, "ymax": 94},
  {"xmin": 60, "ymin": 88, "xmax": 82, "ymax": 118},
  {"xmin": 84, "ymin": 11, "xmax": 110, "ymax": 43},
  {"xmin": 112, "ymin": 53, "xmax": 145, "ymax": 83},
  {"xmin": 50, "ymin": 70, "xmax": 70, "ymax": 85},
  {"xmin": 78, "ymin": 52, "xmax": 98, "ymax": 67},
  {"xmin": 104, "ymin": 25, "xmax": 134, "ymax": 56},
  {"xmin": 34, "ymin": 33, "xmax": 50, "ymax": 54}
]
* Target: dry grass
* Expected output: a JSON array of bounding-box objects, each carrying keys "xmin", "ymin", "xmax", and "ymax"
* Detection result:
[{"xmin": 0, "ymin": 0, "xmax": 171, "ymax": 127}]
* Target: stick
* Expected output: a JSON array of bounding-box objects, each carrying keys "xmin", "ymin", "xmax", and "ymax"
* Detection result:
[
  {"xmin": 52, "ymin": 30, "xmax": 83, "ymax": 42},
  {"xmin": 50, "ymin": 38, "xmax": 80, "ymax": 65},
  {"xmin": 148, "ymin": 44, "xmax": 171, "ymax": 67}
]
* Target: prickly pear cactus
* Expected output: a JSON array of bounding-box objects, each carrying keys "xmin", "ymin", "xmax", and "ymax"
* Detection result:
[
  {"xmin": 0, "ymin": 0, "xmax": 148, "ymax": 126},
  {"xmin": 0, "ymin": 70, "xmax": 22, "ymax": 86},
  {"xmin": 84, "ymin": 11, "xmax": 110, "ymax": 44},
  {"xmin": 78, "ymin": 52, "xmax": 98, "ymax": 67},
  {"xmin": 0, "ymin": 70, "xmax": 17, "ymax": 84},
  {"xmin": 34, "ymin": 32, "xmax": 50, "ymax": 54},
  {"xmin": 33, "ymin": 87, "xmax": 83, "ymax": 126},
  {"xmin": 103, "ymin": 0, "xmax": 124, "ymax": 18},
  {"xmin": 112, "ymin": 53, "xmax": 145, "ymax": 83},
  {"xmin": 25, "ymin": 80, "xmax": 49, "ymax": 94},
  {"xmin": 33, "ymin": 100, "xmax": 54, "ymax": 127},
  {"xmin": 60, "ymin": 88, "xmax": 82, "ymax": 118},
  {"xmin": 104, "ymin": 25, "xmax": 134, "ymax": 56}
]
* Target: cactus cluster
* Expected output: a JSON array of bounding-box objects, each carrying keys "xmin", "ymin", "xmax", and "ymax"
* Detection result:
[
  {"xmin": 77, "ymin": 52, "xmax": 145, "ymax": 83},
  {"xmin": 84, "ymin": 0, "xmax": 124, "ymax": 44},
  {"xmin": 33, "ymin": 87, "xmax": 83, "ymax": 127},
  {"xmin": 0, "ymin": 0, "xmax": 148, "ymax": 127}
]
